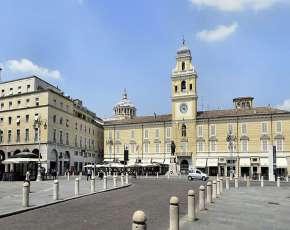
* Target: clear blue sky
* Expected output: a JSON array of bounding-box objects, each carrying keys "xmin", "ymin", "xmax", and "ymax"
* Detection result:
[{"xmin": 1, "ymin": 0, "xmax": 290, "ymax": 118}]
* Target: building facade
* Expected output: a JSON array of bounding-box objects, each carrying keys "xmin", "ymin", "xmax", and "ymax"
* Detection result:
[
  {"xmin": 0, "ymin": 76, "xmax": 104, "ymax": 178},
  {"xmin": 103, "ymin": 42, "xmax": 290, "ymax": 177}
]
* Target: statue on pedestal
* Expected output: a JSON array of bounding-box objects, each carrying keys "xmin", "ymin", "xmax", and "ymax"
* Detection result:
[{"xmin": 171, "ymin": 141, "xmax": 176, "ymax": 163}]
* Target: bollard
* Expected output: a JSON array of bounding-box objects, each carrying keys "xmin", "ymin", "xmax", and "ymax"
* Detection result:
[
  {"xmin": 234, "ymin": 177, "xmax": 239, "ymax": 188},
  {"xmin": 125, "ymin": 173, "xmax": 129, "ymax": 184},
  {"xmin": 212, "ymin": 180, "xmax": 217, "ymax": 200},
  {"xmin": 286, "ymin": 176, "xmax": 289, "ymax": 182},
  {"xmin": 167, "ymin": 173, "xmax": 170, "ymax": 180},
  {"xmin": 156, "ymin": 172, "xmax": 159, "ymax": 179},
  {"xmin": 258, "ymin": 174, "xmax": 261, "ymax": 181},
  {"xmin": 199, "ymin": 185, "xmax": 206, "ymax": 211},
  {"xmin": 188, "ymin": 190, "xmax": 196, "ymax": 221},
  {"xmin": 220, "ymin": 178, "xmax": 223, "ymax": 194},
  {"xmin": 67, "ymin": 172, "xmax": 70, "ymax": 181},
  {"xmin": 277, "ymin": 177, "xmax": 280, "ymax": 188},
  {"xmin": 53, "ymin": 180, "xmax": 59, "ymax": 201},
  {"xmin": 90, "ymin": 177, "xmax": 96, "ymax": 193},
  {"xmin": 246, "ymin": 176, "xmax": 250, "ymax": 188},
  {"xmin": 103, "ymin": 175, "xmax": 107, "ymax": 190},
  {"xmin": 216, "ymin": 180, "xmax": 220, "ymax": 197},
  {"xmin": 244, "ymin": 174, "xmax": 246, "ymax": 181},
  {"xmin": 261, "ymin": 176, "xmax": 264, "ymax": 188},
  {"xmin": 216, "ymin": 174, "xmax": 219, "ymax": 181},
  {"xmin": 230, "ymin": 173, "xmax": 233, "ymax": 181},
  {"xmin": 206, "ymin": 181, "xmax": 212, "ymax": 204},
  {"xmin": 75, "ymin": 178, "xmax": 80, "ymax": 196},
  {"xmin": 121, "ymin": 174, "xmax": 124, "ymax": 186},
  {"xmin": 226, "ymin": 177, "xmax": 230, "ymax": 190},
  {"xmin": 79, "ymin": 172, "xmax": 82, "ymax": 180},
  {"xmin": 22, "ymin": 182, "xmax": 29, "ymax": 207},
  {"xmin": 113, "ymin": 175, "xmax": 117, "ymax": 187},
  {"xmin": 132, "ymin": 210, "xmax": 147, "ymax": 230},
  {"xmin": 146, "ymin": 172, "xmax": 148, "ymax": 178},
  {"xmin": 169, "ymin": 196, "xmax": 179, "ymax": 230}
]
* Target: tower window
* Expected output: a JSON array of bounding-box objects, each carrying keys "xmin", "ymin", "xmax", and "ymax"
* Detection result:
[
  {"xmin": 181, "ymin": 124, "xmax": 187, "ymax": 137},
  {"xmin": 182, "ymin": 62, "xmax": 185, "ymax": 71},
  {"xmin": 189, "ymin": 84, "xmax": 192, "ymax": 91},
  {"xmin": 181, "ymin": 80, "xmax": 186, "ymax": 92},
  {"xmin": 175, "ymin": 85, "xmax": 178, "ymax": 93}
]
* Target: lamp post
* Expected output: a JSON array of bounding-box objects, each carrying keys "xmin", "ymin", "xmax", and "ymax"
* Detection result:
[
  {"xmin": 33, "ymin": 117, "xmax": 47, "ymax": 182},
  {"xmin": 226, "ymin": 130, "xmax": 236, "ymax": 178}
]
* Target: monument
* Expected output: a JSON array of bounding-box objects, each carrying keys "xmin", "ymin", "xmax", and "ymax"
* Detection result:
[{"xmin": 167, "ymin": 141, "xmax": 179, "ymax": 176}]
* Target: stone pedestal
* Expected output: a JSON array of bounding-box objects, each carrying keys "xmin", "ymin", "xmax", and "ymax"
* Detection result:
[{"xmin": 168, "ymin": 156, "xmax": 179, "ymax": 176}]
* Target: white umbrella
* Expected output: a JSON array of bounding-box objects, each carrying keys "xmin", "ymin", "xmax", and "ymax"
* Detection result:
[
  {"xmin": 84, "ymin": 164, "xmax": 95, "ymax": 168},
  {"xmin": 109, "ymin": 162, "xmax": 125, "ymax": 168},
  {"xmin": 2, "ymin": 158, "xmax": 47, "ymax": 164}
]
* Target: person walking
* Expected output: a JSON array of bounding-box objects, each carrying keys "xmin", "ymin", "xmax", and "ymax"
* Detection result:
[{"xmin": 87, "ymin": 168, "xmax": 92, "ymax": 181}]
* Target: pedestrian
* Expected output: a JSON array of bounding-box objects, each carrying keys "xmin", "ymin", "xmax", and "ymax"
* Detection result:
[
  {"xmin": 25, "ymin": 170, "xmax": 31, "ymax": 181},
  {"xmin": 87, "ymin": 168, "xmax": 92, "ymax": 181},
  {"xmin": 52, "ymin": 168, "xmax": 57, "ymax": 180}
]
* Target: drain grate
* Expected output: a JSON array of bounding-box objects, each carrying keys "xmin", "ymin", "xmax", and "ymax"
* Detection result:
[{"xmin": 268, "ymin": 202, "xmax": 280, "ymax": 205}]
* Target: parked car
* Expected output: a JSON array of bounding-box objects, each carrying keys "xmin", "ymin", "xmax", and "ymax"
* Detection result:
[{"xmin": 188, "ymin": 168, "xmax": 209, "ymax": 181}]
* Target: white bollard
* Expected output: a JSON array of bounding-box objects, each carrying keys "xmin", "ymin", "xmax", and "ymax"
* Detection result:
[
  {"xmin": 67, "ymin": 172, "xmax": 70, "ymax": 181},
  {"xmin": 121, "ymin": 174, "xmax": 124, "ymax": 186},
  {"xmin": 103, "ymin": 176, "xmax": 107, "ymax": 190},
  {"xmin": 79, "ymin": 172, "xmax": 82, "ymax": 180},
  {"xmin": 125, "ymin": 173, "xmax": 129, "ymax": 184},
  {"xmin": 217, "ymin": 174, "xmax": 219, "ymax": 181},
  {"xmin": 234, "ymin": 177, "xmax": 239, "ymax": 188},
  {"xmin": 113, "ymin": 175, "xmax": 117, "ymax": 187},
  {"xmin": 90, "ymin": 177, "xmax": 96, "ymax": 193},
  {"xmin": 258, "ymin": 174, "xmax": 261, "ymax": 181},
  {"xmin": 277, "ymin": 177, "xmax": 280, "ymax": 188},
  {"xmin": 226, "ymin": 177, "xmax": 230, "ymax": 190},
  {"xmin": 146, "ymin": 172, "xmax": 148, "ymax": 178},
  {"xmin": 132, "ymin": 210, "xmax": 147, "ymax": 230},
  {"xmin": 220, "ymin": 178, "xmax": 223, "ymax": 194},
  {"xmin": 156, "ymin": 172, "xmax": 159, "ymax": 179},
  {"xmin": 212, "ymin": 180, "xmax": 217, "ymax": 200},
  {"xmin": 261, "ymin": 176, "xmax": 264, "ymax": 188},
  {"xmin": 75, "ymin": 178, "xmax": 80, "ymax": 196},
  {"xmin": 199, "ymin": 185, "xmax": 206, "ymax": 211},
  {"xmin": 246, "ymin": 176, "xmax": 250, "ymax": 188},
  {"xmin": 230, "ymin": 173, "xmax": 233, "ymax": 181},
  {"xmin": 206, "ymin": 181, "xmax": 212, "ymax": 204},
  {"xmin": 244, "ymin": 174, "xmax": 246, "ymax": 181},
  {"xmin": 286, "ymin": 176, "xmax": 289, "ymax": 182},
  {"xmin": 22, "ymin": 182, "xmax": 29, "ymax": 207},
  {"xmin": 216, "ymin": 180, "xmax": 220, "ymax": 197},
  {"xmin": 169, "ymin": 196, "xmax": 179, "ymax": 230},
  {"xmin": 188, "ymin": 190, "xmax": 196, "ymax": 222},
  {"xmin": 53, "ymin": 180, "xmax": 59, "ymax": 201}
]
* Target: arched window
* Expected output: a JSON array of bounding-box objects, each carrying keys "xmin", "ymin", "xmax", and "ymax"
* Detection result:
[
  {"xmin": 182, "ymin": 62, "xmax": 185, "ymax": 71},
  {"xmin": 181, "ymin": 80, "xmax": 186, "ymax": 92},
  {"xmin": 181, "ymin": 124, "xmax": 187, "ymax": 137}
]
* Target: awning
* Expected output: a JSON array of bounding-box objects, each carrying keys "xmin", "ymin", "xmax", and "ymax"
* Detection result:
[
  {"xmin": 2, "ymin": 158, "xmax": 46, "ymax": 164},
  {"xmin": 276, "ymin": 158, "xmax": 287, "ymax": 168},
  {"xmin": 240, "ymin": 158, "xmax": 250, "ymax": 167},
  {"xmin": 260, "ymin": 158, "xmax": 269, "ymax": 167},
  {"xmin": 195, "ymin": 158, "xmax": 207, "ymax": 168},
  {"xmin": 207, "ymin": 158, "xmax": 218, "ymax": 167}
]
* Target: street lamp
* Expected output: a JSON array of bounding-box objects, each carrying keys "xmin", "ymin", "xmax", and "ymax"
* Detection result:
[
  {"xmin": 226, "ymin": 130, "xmax": 236, "ymax": 178},
  {"xmin": 33, "ymin": 117, "xmax": 47, "ymax": 181}
]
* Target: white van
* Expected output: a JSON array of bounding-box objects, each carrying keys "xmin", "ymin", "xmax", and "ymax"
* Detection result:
[{"xmin": 188, "ymin": 168, "xmax": 208, "ymax": 181}]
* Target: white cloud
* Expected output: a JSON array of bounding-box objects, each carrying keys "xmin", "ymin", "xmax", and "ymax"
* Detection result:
[
  {"xmin": 190, "ymin": 0, "xmax": 286, "ymax": 12},
  {"xmin": 196, "ymin": 22, "xmax": 238, "ymax": 42},
  {"xmin": 277, "ymin": 99, "xmax": 290, "ymax": 111},
  {"xmin": 4, "ymin": 59, "xmax": 61, "ymax": 80}
]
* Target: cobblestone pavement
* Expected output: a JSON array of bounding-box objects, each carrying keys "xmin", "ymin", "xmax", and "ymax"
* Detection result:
[
  {"xmin": 0, "ymin": 176, "xmax": 117, "ymax": 216},
  {"xmin": 181, "ymin": 182, "xmax": 290, "ymax": 230}
]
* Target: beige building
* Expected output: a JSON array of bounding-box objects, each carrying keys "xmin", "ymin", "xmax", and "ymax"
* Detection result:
[
  {"xmin": 104, "ymin": 42, "xmax": 290, "ymax": 178},
  {"xmin": 0, "ymin": 76, "xmax": 103, "ymax": 179}
]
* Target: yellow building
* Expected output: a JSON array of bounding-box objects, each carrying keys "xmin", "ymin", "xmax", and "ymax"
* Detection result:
[
  {"xmin": 104, "ymin": 42, "xmax": 290, "ymax": 178},
  {"xmin": 0, "ymin": 76, "xmax": 103, "ymax": 179}
]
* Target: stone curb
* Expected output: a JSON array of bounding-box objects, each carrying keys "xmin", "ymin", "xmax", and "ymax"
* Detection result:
[{"xmin": 0, "ymin": 183, "xmax": 132, "ymax": 219}]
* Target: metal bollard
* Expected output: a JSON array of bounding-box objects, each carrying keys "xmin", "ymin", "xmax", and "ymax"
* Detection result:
[
  {"xmin": 132, "ymin": 210, "xmax": 147, "ymax": 230},
  {"xmin": 103, "ymin": 176, "xmax": 107, "ymax": 190},
  {"xmin": 121, "ymin": 174, "xmax": 124, "ymax": 186},
  {"xmin": 169, "ymin": 196, "xmax": 179, "ymax": 230},
  {"xmin": 226, "ymin": 177, "xmax": 230, "ymax": 190},
  {"xmin": 216, "ymin": 180, "xmax": 220, "ymax": 197},
  {"xmin": 206, "ymin": 181, "xmax": 212, "ymax": 204},
  {"xmin": 199, "ymin": 185, "xmax": 206, "ymax": 211},
  {"xmin": 261, "ymin": 176, "xmax": 264, "ymax": 188},
  {"xmin": 22, "ymin": 182, "xmax": 29, "ymax": 207},
  {"xmin": 75, "ymin": 178, "xmax": 80, "ymax": 196},
  {"xmin": 53, "ymin": 180, "xmax": 59, "ymax": 201},
  {"xmin": 188, "ymin": 190, "xmax": 196, "ymax": 221},
  {"xmin": 113, "ymin": 175, "xmax": 117, "ymax": 187},
  {"xmin": 234, "ymin": 177, "xmax": 239, "ymax": 188},
  {"xmin": 277, "ymin": 177, "xmax": 280, "ymax": 187},
  {"xmin": 220, "ymin": 178, "xmax": 223, "ymax": 194},
  {"xmin": 125, "ymin": 173, "xmax": 129, "ymax": 184},
  {"xmin": 246, "ymin": 176, "xmax": 250, "ymax": 188},
  {"xmin": 90, "ymin": 177, "xmax": 96, "ymax": 193},
  {"xmin": 212, "ymin": 180, "xmax": 217, "ymax": 200}
]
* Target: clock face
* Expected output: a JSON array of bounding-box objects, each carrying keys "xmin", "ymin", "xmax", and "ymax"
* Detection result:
[{"xmin": 180, "ymin": 103, "xmax": 188, "ymax": 113}]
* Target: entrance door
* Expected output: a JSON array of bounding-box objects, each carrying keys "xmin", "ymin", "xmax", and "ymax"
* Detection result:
[{"xmin": 180, "ymin": 160, "xmax": 189, "ymax": 175}]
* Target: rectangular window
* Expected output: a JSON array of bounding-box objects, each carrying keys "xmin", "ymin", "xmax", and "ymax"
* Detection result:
[
  {"xmin": 66, "ymin": 132, "xmax": 69, "ymax": 145},
  {"xmin": 8, "ymin": 130, "xmax": 12, "ymax": 143},
  {"xmin": 53, "ymin": 129, "xmax": 57, "ymax": 143},
  {"xmin": 130, "ymin": 144, "xmax": 135, "ymax": 153},
  {"xmin": 116, "ymin": 130, "xmax": 120, "ymax": 140},
  {"xmin": 241, "ymin": 140, "xmax": 248, "ymax": 153},
  {"xmin": 155, "ymin": 129, "xmax": 160, "ymax": 138},
  {"xmin": 0, "ymin": 130, "xmax": 3, "ymax": 143},
  {"xmin": 16, "ymin": 116, "xmax": 20, "ymax": 126},
  {"xmin": 241, "ymin": 123, "xmax": 247, "ymax": 135},
  {"xmin": 9, "ymin": 101, "xmax": 12, "ymax": 109},
  {"xmin": 59, "ymin": 130, "xmax": 63, "ymax": 144},
  {"xmin": 276, "ymin": 121, "xmax": 282, "ymax": 133},
  {"xmin": 276, "ymin": 139, "xmax": 283, "ymax": 151},
  {"xmin": 109, "ymin": 130, "xmax": 112, "ymax": 139},
  {"xmin": 144, "ymin": 129, "xmax": 149, "ymax": 139},
  {"xmin": 197, "ymin": 125, "xmax": 203, "ymax": 137},
  {"xmin": 261, "ymin": 140, "xmax": 268, "ymax": 152},
  {"xmin": 34, "ymin": 128, "xmax": 39, "ymax": 142},
  {"xmin": 8, "ymin": 117, "xmax": 12, "ymax": 125},
  {"xmin": 25, "ymin": 115, "xmax": 29, "ymax": 122},
  {"xmin": 25, "ymin": 129, "xmax": 29, "ymax": 142},
  {"xmin": 131, "ymin": 130, "xmax": 135, "ymax": 139},
  {"xmin": 198, "ymin": 142, "xmax": 203, "ymax": 152},
  {"xmin": 144, "ymin": 143, "xmax": 149, "ymax": 153},
  {"xmin": 16, "ymin": 129, "xmax": 20, "ymax": 142},
  {"xmin": 210, "ymin": 125, "xmax": 216, "ymax": 137},
  {"xmin": 210, "ymin": 141, "xmax": 216, "ymax": 152},
  {"xmin": 261, "ymin": 122, "xmax": 268, "ymax": 134},
  {"xmin": 155, "ymin": 143, "xmax": 160, "ymax": 153},
  {"xmin": 166, "ymin": 143, "xmax": 171, "ymax": 153},
  {"xmin": 166, "ymin": 127, "xmax": 171, "ymax": 138}
]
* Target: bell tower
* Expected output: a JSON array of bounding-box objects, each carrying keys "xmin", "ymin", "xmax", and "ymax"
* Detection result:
[{"xmin": 171, "ymin": 39, "xmax": 198, "ymax": 163}]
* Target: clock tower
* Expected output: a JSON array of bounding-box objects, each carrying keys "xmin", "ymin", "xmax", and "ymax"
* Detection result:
[{"xmin": 171, "ymin": 40, "xmax": 198, "ymax": 165}]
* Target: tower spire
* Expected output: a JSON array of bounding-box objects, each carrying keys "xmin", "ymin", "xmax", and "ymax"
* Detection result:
[
  {"xmin": 182, "ymin": 36, "xmax": 186, "ymax": 46},
  {"xmin": 123, "ymin": 88, "xmax": 128, "ymax": 99}
]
